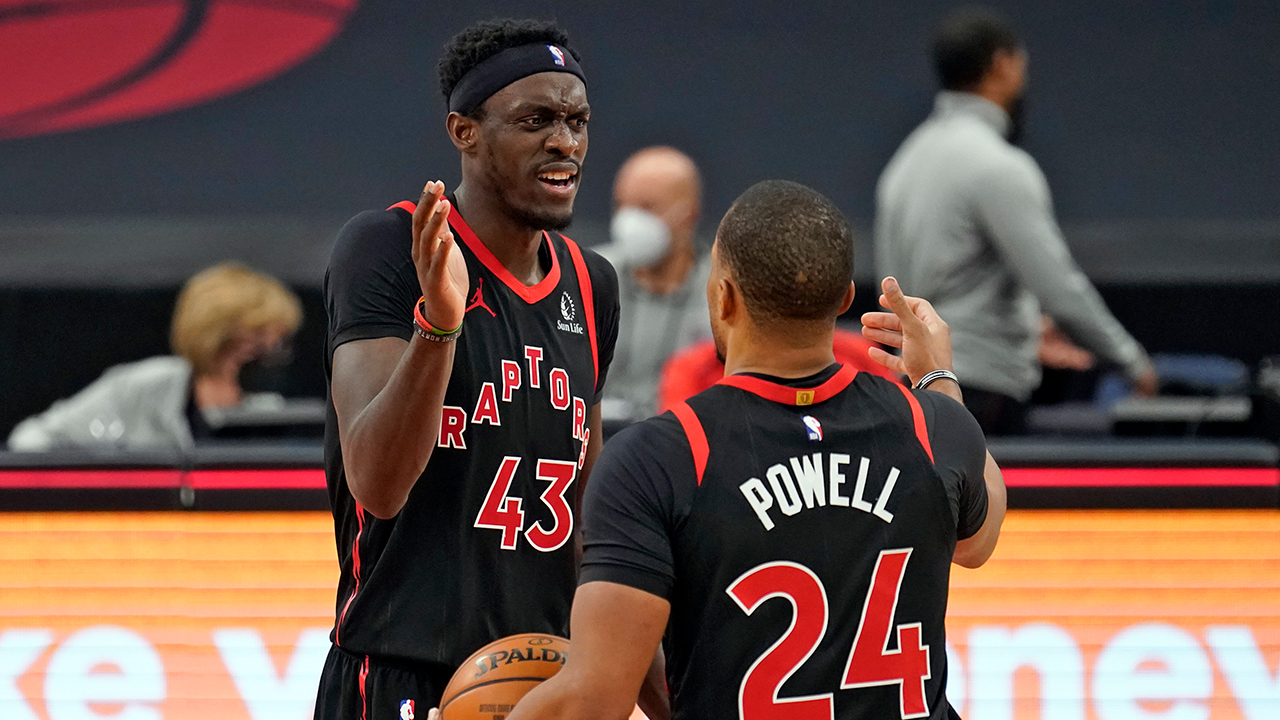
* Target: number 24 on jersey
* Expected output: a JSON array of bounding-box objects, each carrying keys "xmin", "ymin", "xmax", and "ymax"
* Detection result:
[{"xmin": 727, "ymin": 549, "xmax": 931, "ymax": 720}]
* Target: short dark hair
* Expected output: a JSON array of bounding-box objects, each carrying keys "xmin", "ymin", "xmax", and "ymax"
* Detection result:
[
  {"xmin": 717, "ymin": 180, "xmax": 853, "ymax": 325},
  {"xmin": 438, "ymin": 18, "xmax": 581, "ymax": 117},
  {"xmin": 932, "ymin": 7, "xmax": 1020, "ymax": 91}
]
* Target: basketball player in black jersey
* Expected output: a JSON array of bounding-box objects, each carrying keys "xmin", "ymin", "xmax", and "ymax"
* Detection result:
[
  {"xmin": 314, "ymin": 19, "xmax": 668, "ymax": 720},
  {"xmin": 498, "ymin": 180, "xmax": 1007, "ymax": 720}
]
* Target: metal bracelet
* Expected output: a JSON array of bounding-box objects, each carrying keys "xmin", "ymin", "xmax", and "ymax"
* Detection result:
[{"xmin": 914, "ymin": 369, "xmax": 959, "ymax": 390}]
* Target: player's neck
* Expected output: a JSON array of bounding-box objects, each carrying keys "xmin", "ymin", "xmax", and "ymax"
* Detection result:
[
  {"xmin": 722, "ymin": 326, "xmax": 837, "ymax": 380},
  {"xmin": 453, "ymin": 185, "xmax": 547, "ymax": 286}
]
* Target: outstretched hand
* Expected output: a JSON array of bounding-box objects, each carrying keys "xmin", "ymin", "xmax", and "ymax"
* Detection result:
[
  {"xmin": 412, "ymin": 181, "xmax": 469, "ymax": 332},
  {"xmin": 860, "ymin": 277, "xmax": 954, "ymax": 387}
]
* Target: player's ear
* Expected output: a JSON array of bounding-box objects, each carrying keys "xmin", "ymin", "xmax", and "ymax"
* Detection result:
[
  {"xmin": 446, "ymin": 112, "xmax": 480, "ymax": 154},
  {"xmin": 838, "ymin": 282, "xmax": 856, "ymax": 314},
  {"xmin": 717, "ymin": 277, "xmax": 740, "ymax": 323}
]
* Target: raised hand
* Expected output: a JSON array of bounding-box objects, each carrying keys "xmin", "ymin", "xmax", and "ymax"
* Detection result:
[
  {"xmin": 411, "ymin": 181, "xmax": 469, "ymax": 332},
  {"xmin": 860, "ymin": 277, "xmax": 954, "ymax": 387}
]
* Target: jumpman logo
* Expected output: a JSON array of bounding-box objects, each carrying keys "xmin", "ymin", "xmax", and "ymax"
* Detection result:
[{"xmin": 466, "ymin": 278, "xmax": 497, "ymax": 317}]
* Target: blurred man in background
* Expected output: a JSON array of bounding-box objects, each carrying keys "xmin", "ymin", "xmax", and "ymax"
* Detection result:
[
  {"xmin": 875, "ymin": 6, "xmax": 1157, "ymax": 435},
  {"xmin": 7, "ymin": 262, "xmax": 301, "ymax": 452},
  {"xmin": 595, "ymin": 146, "xmax": 712, "ymax": 420}
]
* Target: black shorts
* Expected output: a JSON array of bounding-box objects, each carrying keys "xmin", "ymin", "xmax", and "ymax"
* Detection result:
[{"xmin": 314, "ymin": 644, "xmax": 454, "ymax": 720}]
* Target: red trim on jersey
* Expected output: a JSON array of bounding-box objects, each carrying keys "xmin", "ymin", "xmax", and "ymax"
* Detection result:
[
  {"xmin": 894, "ymin": 383, "xmax": 935, "ymax": 463},
  {"xmin": 563, "ymin": 236, "xmax": 599, "ymax": 390},
  {"xmin": 717, "ymin": 364, "xmax": 858, "ymax": 406},
  {"xmin": 335, "ymin": 504, "xmax": 365, "ymax": 646},
  {"xmin": 387, "ymin": 199, "xmax": 563, "ymax": 303},
  {"xmin": 358, "ymin": 655, "xmax": 369, "ymax": 720},
  {"xmin": 671, "ymin": 401, "xmax": 709, "ymax": 486},
  {"xmin": 450, "ymin": 210, "xmax": 562, "ymax": 304}
]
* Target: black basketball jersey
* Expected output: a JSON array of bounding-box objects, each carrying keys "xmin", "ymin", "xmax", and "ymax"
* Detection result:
[
  {"xmin": 323, "ymin": 200, "xmax": 617, "ymax": 669},
  {"xmin": 668, "ymin": 369, "xmax": 956, "ymax": 720},
  {"xmin": 581, "ymin": 366, "xmax": 977, "ymax": 720}
]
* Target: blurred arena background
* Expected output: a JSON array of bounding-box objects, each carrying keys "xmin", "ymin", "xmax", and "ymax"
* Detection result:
[{"xmin": 1, "ymin": 1, "xmax": 1277, "ymax": 719}]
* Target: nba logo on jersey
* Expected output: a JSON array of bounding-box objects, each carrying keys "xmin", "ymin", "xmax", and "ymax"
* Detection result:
[
  {"xmin": 548, "ymin": 45, "xmax": 566, "ymax": 66},
  {"xmin": 802, "ymin": 415, "xmax": 823, "ymax": 441},
  {"xmin": 399, "ymin": 699, "xmax": 414, "ymax": 720}
]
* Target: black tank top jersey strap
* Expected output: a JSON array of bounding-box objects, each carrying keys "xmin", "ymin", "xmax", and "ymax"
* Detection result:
[{"xmin": 663, "ymin": 368, "xmax": 957, "ymax": 720}]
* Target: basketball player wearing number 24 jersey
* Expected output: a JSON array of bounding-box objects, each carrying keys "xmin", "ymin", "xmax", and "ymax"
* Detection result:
[
  {"xmin": 503, "ymin": 181, "xmax": 1005, "ymax": 720},
  {"xmin": 315, "ymin": 19, "xmax": 629, "ymax": 720}
]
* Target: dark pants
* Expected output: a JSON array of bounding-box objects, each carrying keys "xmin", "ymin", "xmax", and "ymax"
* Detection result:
[
  {"xmin": 961, "ymin": 385, "xmax": 1029, "ymax": 436},
  {"xmin": 314, "ymin": 644, "xmax": 453, "ymax": 720}
]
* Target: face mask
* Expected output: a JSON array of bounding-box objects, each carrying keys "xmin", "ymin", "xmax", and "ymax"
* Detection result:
[
  {"xmin": 238, "ymin": 341, "xmax": 293, "ymax": 394},
  {"xmin": 606, "ymin": 206, "xmax": 671, "ymax": 267}
]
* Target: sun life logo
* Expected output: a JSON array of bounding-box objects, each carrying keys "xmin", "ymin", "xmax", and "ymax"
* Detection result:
[
  {"xmin": 560, "ymin": 291, "xmax": 576, "ymax": 321},
  {"xmin": 399, "ymin": 699, "xmax": 415, "ymax": 720},
  {"xmin": 803, "ymin": 415, "xmax": 823, "ymax": 441},
  {"xmin": 548, "ymin": 45, "xmax": 566, "ymax": 66},
  {"xmin": 557, "ymin": 291, "xmax": 584, "ymax": 335}
]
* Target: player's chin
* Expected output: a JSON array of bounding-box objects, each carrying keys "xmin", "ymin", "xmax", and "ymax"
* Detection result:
[{"xmin": 514, "ymin": 200, "xmax": 575, "ymax": 231}]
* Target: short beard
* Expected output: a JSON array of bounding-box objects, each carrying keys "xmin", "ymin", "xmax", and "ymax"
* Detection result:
[
  {"xmin": 713, "ymin": 332, "xmax": 727, "ymax": 366},
  {"xmin": 506, "ymin": 204, "xmax": 574, "ymax": 232}
]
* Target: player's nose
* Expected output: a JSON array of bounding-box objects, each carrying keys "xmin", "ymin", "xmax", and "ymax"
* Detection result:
[{"xmin": 544, "ymin": 122, "xmax": 579, "ymax": 156}]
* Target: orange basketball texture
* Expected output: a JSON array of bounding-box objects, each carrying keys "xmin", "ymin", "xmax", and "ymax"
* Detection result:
[{"xmin": 440, "ymin": 633, "xmax": 570, "ymax": 720}]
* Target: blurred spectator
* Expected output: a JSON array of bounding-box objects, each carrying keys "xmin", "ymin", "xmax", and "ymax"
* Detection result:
[
  {"xmin": 656, "ymin": 329, "xmax": 899, "ymax": 414},
  {"xmin": 594, "ymin": 146, "xmax": 713, "ymax": 420},
  {"xmin": 7, "ymin": 263, "xmax": 301, "ymax": 452},
  {"xmin": 874, "ymin": 7, "xmax": 1157, "ymax": 435}
]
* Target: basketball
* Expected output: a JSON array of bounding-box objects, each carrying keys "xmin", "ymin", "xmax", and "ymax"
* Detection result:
[{"xmin": 439, "ymin": 633, "xmax": 570, "ymax": 720}]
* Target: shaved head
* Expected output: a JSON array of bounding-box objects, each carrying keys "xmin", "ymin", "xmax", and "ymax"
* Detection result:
[
  {"xmin": 615, "ymin": 146, "xmax": 700, "ymax": 202},
  {"xmin": 613, "ymin": 146, "xmax": 701, "ymax": 240}
]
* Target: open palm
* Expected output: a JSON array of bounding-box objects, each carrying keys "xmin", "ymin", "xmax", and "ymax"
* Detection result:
[{"xmin": 411, "ymin": 181, "xmax": 469, "ymax": 331}]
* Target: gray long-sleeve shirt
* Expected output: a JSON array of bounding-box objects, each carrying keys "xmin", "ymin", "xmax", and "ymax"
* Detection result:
[{"xmin": 875, "ymin": 91, "xmax": 1149, "ymax": 401}]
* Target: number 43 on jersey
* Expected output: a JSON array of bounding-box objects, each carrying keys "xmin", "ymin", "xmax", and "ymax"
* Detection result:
[
  {"xmin": 475, "ymin": 456, "xmax": 577, "ymax": 552},
  {"xmin": 727, "ymin": 549, "xmax": 931, "ymax": 720}
]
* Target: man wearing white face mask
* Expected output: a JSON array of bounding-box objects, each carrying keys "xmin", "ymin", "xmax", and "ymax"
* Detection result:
[{"xmin": 594, "ymin": 146, "xmax": 712, "ymax": 421}]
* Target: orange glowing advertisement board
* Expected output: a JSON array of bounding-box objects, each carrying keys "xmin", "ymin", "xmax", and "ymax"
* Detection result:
[{"xmin": 1, "ymin": 509, "xmax": 1277, "ymax": 720}]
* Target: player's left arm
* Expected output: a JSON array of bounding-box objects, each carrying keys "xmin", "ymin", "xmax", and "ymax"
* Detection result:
[
  {"xmin": 572, "ymin": 404, "xmax": 604, "ymax": 568},
  {"xmin": 502, "ymin": 581, "xmax": 671, "ymax": 720},
  {"xmin": 573, "ymin": 247, "xmax": 619, "ymax": 556},
  {"xmin": 578, "ymin": 404, "xmax": 605, "ymax": 496},
  {"xmin": 864, "ymin": 277, "xmax": 1006, "ymax": 566},
  {"xmin": 953, "ymin": 451, "xmax": 1005, "ymax": 568},
  {"xmin": 571, "ymin": 404, "xmax": 672, "ymax": 720}
]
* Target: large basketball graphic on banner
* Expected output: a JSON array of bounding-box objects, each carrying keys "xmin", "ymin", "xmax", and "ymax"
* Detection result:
[{"xmin": 0, "ymin": 0, "xmax": 359, "ymax": 140}]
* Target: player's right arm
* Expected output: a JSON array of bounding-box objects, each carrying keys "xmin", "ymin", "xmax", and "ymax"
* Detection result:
[
  {"xmin": 331, "ymin": 182, "xmax": 468, "ymax": 519},
  {"xmin": 862, "ymin": 276, "xmax": 1006, "ymax": 566}
]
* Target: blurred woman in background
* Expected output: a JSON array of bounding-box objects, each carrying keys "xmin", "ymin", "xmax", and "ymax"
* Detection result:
[{"xmin": 7, "ymin": 262, "xmax": 301, "ymax": 452}]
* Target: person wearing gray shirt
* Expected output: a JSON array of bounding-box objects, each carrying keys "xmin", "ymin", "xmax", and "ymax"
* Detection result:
[
  {"xmin": 875, "ymin": 7, "xmax": 1157, "ymax": 434},
  {"xmin": 594, "ymin": 147, "xmax": 712, "ymax": 421}
]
